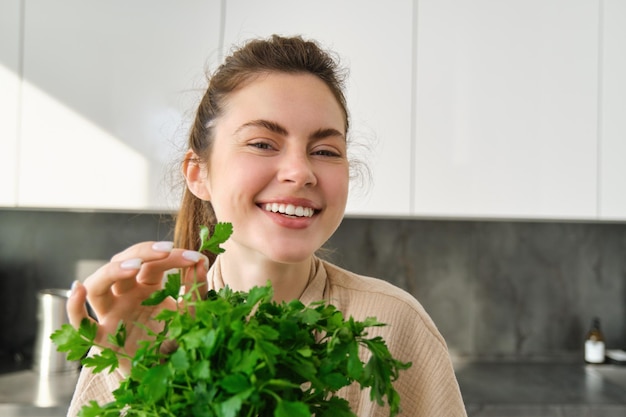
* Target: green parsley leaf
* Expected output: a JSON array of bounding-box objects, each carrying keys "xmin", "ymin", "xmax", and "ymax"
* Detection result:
[
  {"xmin": 81, "ymin": 348, "xmax": 120, "ymax": 374},
  {"xmin": 106, "ymin": 321, "xmax": 126, "ymax": 348},
  {"xmin": 50, "ymin": 319, "xmax": 95, "ymax": 361},
  {"xmin": 275, "ymin": 400, "xmax": 310, "ymax": 417},
  {"xmin": 141, "ymin": 270, "xmax": 181, "ymax": 306},
  {"xmin": 198, "ymin": 222, "xmax": 233, "ymax": 254}
]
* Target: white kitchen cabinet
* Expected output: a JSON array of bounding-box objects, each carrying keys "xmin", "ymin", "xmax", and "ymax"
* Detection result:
[
  {"xmin": 414, "ymin": 0, "xmax": 599, "ymax": 220},
  {"xmin": 0, "ymin": 0, "xmax": 21, "ymax": 206},
  {"xmin": 599, "ymin": 0, "xmax": 626, "ymax": 221},
  {"xmin": 17, "ymin": 0, "xmax": 222, "ymax": 210},
  {"xmin": 223, "ymin": 0, "xmax": 414, "ymax": 217}
]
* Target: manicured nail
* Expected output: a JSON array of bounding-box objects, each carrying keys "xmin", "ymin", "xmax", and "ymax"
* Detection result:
[
  {"xmin": 70, "ymin": 280, "xmax": 79, "ymax": 295},
  {"xmin": 152, "ymin": 241, "xmax": 174, "ymax": 252},
  {"xmin": 120, "ymin": 258, "xmax": 143, "ymax": 270},
  {"xmin": 182, "ymin": 250, "xmax": 202, "ymax": 263}
]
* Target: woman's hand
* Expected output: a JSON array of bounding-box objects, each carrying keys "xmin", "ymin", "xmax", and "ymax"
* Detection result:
[{"xmin": 66, "ymin": 241, "xmax": 209, "ymax": 374}]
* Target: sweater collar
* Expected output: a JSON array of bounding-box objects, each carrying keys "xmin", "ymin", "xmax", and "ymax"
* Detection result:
[{"xmin": 206, "ymin": 256, "xmax": 328, "ymax": 304}]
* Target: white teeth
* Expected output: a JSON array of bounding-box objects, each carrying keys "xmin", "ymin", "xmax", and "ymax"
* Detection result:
[{"xmin": 264, "ymin": 203, "xmax": 314, "ymax": 217}]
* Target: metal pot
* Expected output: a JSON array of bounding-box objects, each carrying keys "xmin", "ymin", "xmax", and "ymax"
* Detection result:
[{"xmin": 32, "ymin": 288, "xmax": 78, "ymax": 375}]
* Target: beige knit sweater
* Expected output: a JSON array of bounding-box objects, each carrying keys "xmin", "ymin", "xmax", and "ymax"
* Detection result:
[{"xmin": 67, "ymin": 257, "xmax": 467, "ymax": 417}]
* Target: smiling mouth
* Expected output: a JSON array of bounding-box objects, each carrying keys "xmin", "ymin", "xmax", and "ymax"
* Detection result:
[{"xmin": 263, "ymin": 203, "xmax": 316, "ymax": 218}]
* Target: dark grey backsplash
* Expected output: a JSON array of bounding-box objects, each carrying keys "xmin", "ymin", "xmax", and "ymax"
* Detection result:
[
  {"xmin": 326, "ymin": 218, "xmax": 626, "ymax": 361},
  {"xmin": 1, "ymin": 209, "xmax": 625, "ymax": 364},
  {"xmin": 0, "ymin": 209, "xmax": 175, "ymax": 363}
]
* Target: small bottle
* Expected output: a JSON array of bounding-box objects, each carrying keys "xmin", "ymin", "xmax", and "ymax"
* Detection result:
[{"xmin": 584, "ymin": 317, "xmax": 606, "ymax": 364}]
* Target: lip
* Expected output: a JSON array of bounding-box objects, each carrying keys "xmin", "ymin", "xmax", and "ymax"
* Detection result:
[
  {"xmin": 257, "ymin": 197, "xmax": 321, "ymax": 211},
  {"xmin": 257, "ymin": 197, "xmax": 321, "ymax": 229}
]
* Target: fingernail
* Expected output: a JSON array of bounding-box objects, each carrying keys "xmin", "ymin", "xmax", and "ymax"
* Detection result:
[
  {"xmin": 121, "ymin": 258, "xmax": 143, "ymax": 270},
  {"xmin": 152, "ymin": 241, "xmax": 174, "ymax": 252},
  {"xmin": 182, "ymin": 250, "xmax": 202, "ymax": 263},
  {"xmin": 70, "ymin": 280, "xmax": 79, "ymax": 295}
]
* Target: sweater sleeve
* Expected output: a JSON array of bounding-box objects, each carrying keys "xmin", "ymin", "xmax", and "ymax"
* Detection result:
[
  {"xmin": 342, "ymin": 293, "xmax": 466, "ymax": 417},
  {"xmin": 347, "ymin": 296, "xmax": 466, "ymax": 417},
  {"xmin": 66, "ymin": 348, "xmax": 123, "ymax": 417},
  {"xmin": 391, "ymin": 306, "xmax": 466, "ymax": 416},
  {"xmin": 322, "ymin": 262, "xmax": 467, "ymax": 417}
]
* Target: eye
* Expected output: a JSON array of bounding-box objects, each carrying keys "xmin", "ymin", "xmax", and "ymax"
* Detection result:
[
  {"xmin": 311, "ymin": 149, "xmax": 342, "ymax": 157},
  {"xmin": 310, "ymin": 142, "xmax": 345, "ymax": 158},
  {"xmin": 249, "ymin": 141, "xmax": 275, "ymax": 151}
]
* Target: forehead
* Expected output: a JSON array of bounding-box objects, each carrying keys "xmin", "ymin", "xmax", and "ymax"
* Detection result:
[{"xmin": 219, "ymin": 72, "xmax": 347, "ymax": 134}]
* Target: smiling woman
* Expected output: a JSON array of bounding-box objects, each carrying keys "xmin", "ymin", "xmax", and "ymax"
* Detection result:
[
  {"xmin": 64, "ymin": 35, "xmax": 467, "ymax": 417},
  {"xmin": 184, "ymin": 72, "xmax": 350, "ymax": 278}
]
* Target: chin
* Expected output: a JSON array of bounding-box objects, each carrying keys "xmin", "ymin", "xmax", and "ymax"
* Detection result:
[
  {"xmin": 258, "ymin": 236, "xmax": 324, "ymax": 264},
  {"xmin": 265, "ymin": 250, "xmax": 316, "ymax": 265}
]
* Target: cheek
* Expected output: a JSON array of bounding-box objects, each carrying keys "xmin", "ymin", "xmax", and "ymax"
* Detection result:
[
  {"xmin": 322, "ymin": 168, "xmax": 350, "ymax": 205},
  {"xmin": 209, "ymin": 159, "xmax": 270, "ymax": 204}
]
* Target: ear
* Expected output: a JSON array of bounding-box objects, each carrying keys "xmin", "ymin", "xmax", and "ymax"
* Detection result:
[{"xmin": 183, "ymin": 150, "xmax": 211, "ymax": 201}]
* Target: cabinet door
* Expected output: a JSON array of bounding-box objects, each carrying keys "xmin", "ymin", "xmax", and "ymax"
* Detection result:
[
  {"xmin": 0, "ymin": 0, "xmax": 21, "ymax": 206},
  {"xmin": 223, "ymin": 0, "xmax": 414, "ymax": 217},
  {"xmin": 414, "ymin": 0, "xmax": 599, "ymax": 220},
  {"xmin": 599, "ymin": 0, "xmax": 626, "ymax": 220},
  {"xmin": 18, "ymin": 0, "xmax": 222, "ymax": 210}
]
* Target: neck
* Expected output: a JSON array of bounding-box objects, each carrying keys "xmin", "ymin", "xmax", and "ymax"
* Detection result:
[{"xmin": 217, "ymin": 253, "xmax": 314, "ymax": 303}]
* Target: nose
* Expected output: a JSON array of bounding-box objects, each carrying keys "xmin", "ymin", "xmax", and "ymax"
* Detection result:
[{"xmin": 277, "ymin": 150, "xmax": 317, "ymax": 187}]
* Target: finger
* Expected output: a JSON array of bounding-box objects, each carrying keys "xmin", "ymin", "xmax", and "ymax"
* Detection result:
[
  {"xmin": 110, "ymin": 241, "xmax": 174, "ymax": 263},
  {"xmin": 85, "ymin": 259, "xmax": 144, "ymax": 298},
  {"xmin": 108, "ymin": 242, "xmax": 174, "ymax": 294},
  {"xmin": 182, "ymin": 253, "xmax": 209, "ymax": 301},
  {"xmin": 77, "ymin": 241, "xmax": 171, "ymax": 305},
  {"xmin": 136, "ymin": 249, "xmax": 209, "ymax": 286},
  {"xmin": 82, "ymin": 259, "xmax": 145, "ymax": 315},
  {"xmin": 67, "ymin": 280, "xmax": 93, "ymax": 328},
  {"xmin": 111, "ymin": 258, "xmax": 145, "ymax": 294}
]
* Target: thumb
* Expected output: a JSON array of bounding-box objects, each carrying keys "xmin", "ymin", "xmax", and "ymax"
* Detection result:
[
  {"xmin": 183, "ymin": 254, "xmax": 209, "ymax": 301},
  {"xmin": 67, "ymin": 280, "xmax": 93, "ymax": 328}
]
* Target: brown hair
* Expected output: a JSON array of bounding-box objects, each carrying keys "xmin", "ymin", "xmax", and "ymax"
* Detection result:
[{"xmin": 173, "ymin": 35, "xmax": 349, "ymax": 262}]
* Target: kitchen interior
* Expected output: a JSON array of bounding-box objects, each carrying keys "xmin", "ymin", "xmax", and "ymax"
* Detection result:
[{"xmin": 1, "ymin": 1, "xmax": 625, "ymax": 417}]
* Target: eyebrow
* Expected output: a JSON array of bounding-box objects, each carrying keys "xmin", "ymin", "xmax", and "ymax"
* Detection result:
[
  {"xmin": 236, "ymin": 119, "xmax": 345, "ymax": 141},
  {"xmin": 311, "ymin": 127, "xmax": 345, "ymax": 141}
]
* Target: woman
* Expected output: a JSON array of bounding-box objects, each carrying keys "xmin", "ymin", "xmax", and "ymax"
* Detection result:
[{"xmin": 66, "ymin": 35, "xmax": 466, "ymax": 417}]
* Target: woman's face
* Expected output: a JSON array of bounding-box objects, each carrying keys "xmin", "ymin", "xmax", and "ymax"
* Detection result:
[{"xmin": 203, "ymin": 72, "xmax": 349, "ymax": 264}]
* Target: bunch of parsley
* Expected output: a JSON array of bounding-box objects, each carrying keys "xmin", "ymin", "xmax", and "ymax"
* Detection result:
[{"xmin": 52, "ymin": 223, "xmax": 411, "ymax": 417}]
